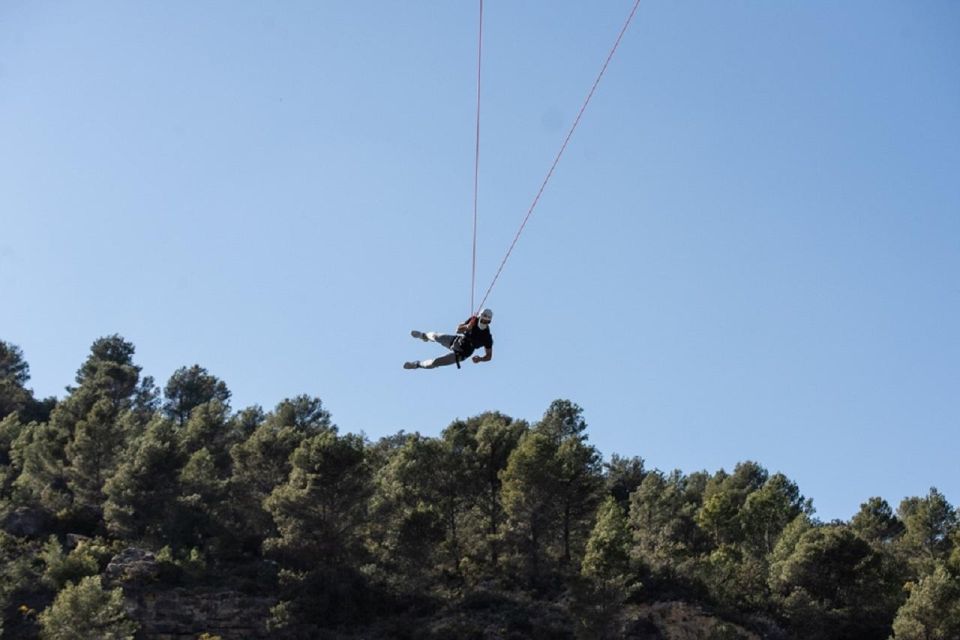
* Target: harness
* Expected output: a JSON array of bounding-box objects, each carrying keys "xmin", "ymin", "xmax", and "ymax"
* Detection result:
[
  {"xmin": 450, "ymin": 320, "xmax": 489, "ymax": 370},
  {"xmin": 452, "ymin": 336, "xmax": 464, "ymax": 369}
]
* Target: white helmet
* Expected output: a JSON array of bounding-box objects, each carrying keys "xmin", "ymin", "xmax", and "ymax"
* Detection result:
[{"xmin": 478, "ymin": 308, "xmax": 493, "ymax": 328}]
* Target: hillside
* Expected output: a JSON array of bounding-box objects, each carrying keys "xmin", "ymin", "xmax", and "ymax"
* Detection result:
[{"xmin": 2, "ymin": 336, "xmax": 959, "ymax": 639}]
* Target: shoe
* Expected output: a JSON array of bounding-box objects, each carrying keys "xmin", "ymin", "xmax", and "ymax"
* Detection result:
[
  {"xmin": 411, "ymin": 330, "xmax": 429, "ymax": 342},
  {"xmin": 403, "ymin": 361, "xmax": 421, "ymax": 370}
]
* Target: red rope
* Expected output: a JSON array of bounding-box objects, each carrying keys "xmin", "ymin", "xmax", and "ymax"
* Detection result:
[
  {"xmin": 475, "ymin": 0, "xmax": 642, "ymax": 314},
  {"xmin": 470, "ymin": 0, "xmax": 484, "ymax": 315}
]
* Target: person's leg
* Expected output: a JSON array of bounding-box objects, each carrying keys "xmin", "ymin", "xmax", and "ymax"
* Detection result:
[
  {"xmin": 426, "ymin": 333, "xmax": 458, "ymax": 350},
  {"xmin": 420, "ymin": 352, "xmax": 459, "ymax": 369},
  {"xmin": 405, "ymin": 331, "xmax": 461, "ymax": 369},
  {"xmin": 412, "ymin": 330, "xmax": 458, "ymax": 350}
]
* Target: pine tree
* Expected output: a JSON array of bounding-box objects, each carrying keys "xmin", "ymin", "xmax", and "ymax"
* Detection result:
[
  {"xmin": 228, "ymin": 397, "xmax": 332, "ymax": 546},
  {"xmin": 604, "ymin": 454, "xmax": 646, "ymax": 510},
  {"xmin": 501, "ymin": 431, "xmax": 562, "ymax": 585},
  {"xmin": 0, "ymin": 414, "xmax": 25, "ymax": 498},
  {"xmin": 264, "ymin": 431, "xmax": 371, "ymax": 568},
  {"xmin": 698, "ymin": 461, "xmax": 769, "ymax": 548},
  {"xmin": 531, "ymin": 400, "xmax": 603, "ymax": 567},
  {"xmin": 369, "ymin": 433, "xmax": 458, "ymax": 584},
  {"xmin": 38, "ymin": 575, "xmax": 138, "ymax": 640},
  {"xmin": 103, "ymin": 417, "xmax": 184, "ymax": 542},
  {"xmin": 0, "ymin": 340, "xmax": 41, "ymax": 421},
  {"xmin": 582, "ymin": 496, "xmax": 632, "ymax": 587},
  {"xmin": 554, "ymin": 436, "xmax": 602, "ymax": 565},
  {"xmin": 66, "ymin": 398, "xmax": 127, "ymax": 513},
  {"xmin": 578, "ymin": 496, "xmax": 636, "ymax": 639},
  {"xmin": 629, "ymin": 470, "xmax": 704, "ymax": 573},
  {"xmin": 175, "ymin": 447, "xmax": 231, "ymax": 550},
  {"xmin": 740, "ymin": 473, "xmax": 808, "ymax": 556},
  {"xmin": 769, "ymin": 525, "xmax": 902, "ymax": 640},
  {"xmin": 11, "ymin": 422, "xmax": 71, "ymax": 514},
  {"xmin": 469, "ymin": 413, "xmax": 526, "ymax": 569},
  {"xmin": 898, "ymin": 488, "xmax": 958, "ymax": 577},
  {"xmin": 178, "ymin": 399, "xmax": 235, "ymax": 470},
  {"xmin": 163, "ymin": 365, "xmax": 231, "ymax": 426},
  {"xmin": 264, "ymin": 432, "xmax": 373, "ymax": 626},
  {"xmin": 851, "ymin": 497, "xmax": 905, "ymax": 546},
  {"xmin": 890, "ymin": 565, "xmax": 960, "ymax": 639}
]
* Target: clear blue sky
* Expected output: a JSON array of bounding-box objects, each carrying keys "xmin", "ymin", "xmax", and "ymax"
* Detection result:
[{"xmin": 2, "ymin": 1, "xmax": 958, "ymax": 523}]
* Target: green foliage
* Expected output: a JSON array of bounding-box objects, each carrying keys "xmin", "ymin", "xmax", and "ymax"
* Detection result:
[
  {"xmin": 578, "ymin": 496, "xmax": 641, "ymax": 638},
  {"xmin": 581, "ymin": 496, "xmax": 633, "ymax": 589},
  {"xmin": 698, "ymin": 490, "xmax": 740, "ymax": 549},
  {"xmin": 155, "ymin": 544, "xmax": 209, "ymax": 583},
  {"xmin": 629, "ymin": 469, "xmax": 705, "ymax": 574},
  {"xmin": 38, "ymin": 575, "xmax": 138, "ymax": 640},
  {"xmin": 6, "ymin": 339, "xmax": 960, "ymax": 639},
  {"xmin": 0, "ymin": 341, "xmax": 30, "ymax": 386},
  {"xmin": 0, "ymin": 341, "xmax": 53, "ymax": 423},
  {"xmin": 534, "ymin": 401, "xmax": 603, "ymax": 566},
  {"xmin": 553, "ymin": 436, "xmax": 603, "ymax": 565},
  {"xmin": 0, "ymin": 377, "xmax": 35, "ymax": 424},
  {"xmin": 11, "ymin": 422, "xmax": 71, "ymax": 514},
  {"xmin": 40, "ymin": 536, "xmax": 100, "ymax": 591},
  {"xmin": 536, "ymin": 399, "xmax": 587, "ymax": 442},
  {"xmin": 767, "ymin": 513, "xmax": 814, "ymax": 578},
  {"xmin": 178, "ymin": 400, "xmax": 235, "ymax": 467},
  {"xmin": 891, "ymin": 565, "xmax": 960, "ymax": 639},
  {"xmin": 768, "ymin": 524, "xmax": 902, "ymax": 640},
  {"xmin": 7, "ymin": 335, "xmax": 155, "ymax": 526},
  {"xmin": 163, "ymin": 364, "xmax": 231, "ymax": 426},
  {"xmin": 370, "ymin": 432, "xmax": 459, "ymax": 586},
  {"xmin": 103, "ymin": 416, "xmax": 184, "ymax": 542},
  {"xmin": 370, "ymin": 413, "xmax": 529, "ymax": 591},
  {"xmin": 264, "ymin": 431, "xmax": 371, "ymax": 568},
  {"xmin": 65, "ymin": 398, "xmax": 128, "ymax": 512},
  {"xmin": 500, "ymin": 401, "xmax": 603, "ymax": 588},
  {"xmin": 266, "ymin": 599, "xmax": 297, "ymax": 634},
  {"xmin": 604, "ymin": 454, "xmax": 645, "ymax": 510},
  {"xmin": 500, "ymin": 431, "xmax": 563, "ymax": 584},
  {"xmin": 950, "ymin": 529, "xmax": 960, "ymax": 574},
  {"xmin": 230, "ymin": 405, "xmax": 266, "ymax": 442},
  {"xmin": 271, "ymin": 395, "xmax": 334, "ymax": 433},
  {"xmin": 229, "ymin": 416, "xmax": 303, "ymax": 497},
  {"xmin": 68, "ymin": 336, "xmax": 142, "ymax": 419},
  {"xmin": 0, "ymin": 531, "xmax": 45, "ymax": 637},
  {"xmin": 898, "ymin": 488, "xmax": 958, "ymax": 577},
  {"xmin": 851, "ymin": 497, "xmax": 905, "ymax": 546},
  {"xmin": 0, "ymin": 414, "xmax": 25, "ymax": 500},
  {"xmin": 179, "ymin": 448, "xmax": 224, "ymax": 499},
  {"xmin": 698, "ymin": 544, "xmax": 767, "ymax": 611},
  {"xmin": 698, "ymin": 461, "xmax": 769, "ymax": 548},
  {"xmin": 739, "ymin": 473, "xmax": 807, "ymax": 556},
  {"xmin": 73, "ymin": 335, "xmax": 137, "ymax": 386},
  {"xmin": 175, "ymin": 447, "xmax": 232, "ymax": 551},
  {"xmin": 464, "ymin": 412, "xmax": 527, "ymax": 571},
  {"xmin": 227, "ymin": 396, "xmax": 333, "ymax": 546}
]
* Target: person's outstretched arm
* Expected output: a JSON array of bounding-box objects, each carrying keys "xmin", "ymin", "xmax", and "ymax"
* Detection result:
[{"xmin": 472, "ymin": 347, "xmax": 492, "ymax": 363}]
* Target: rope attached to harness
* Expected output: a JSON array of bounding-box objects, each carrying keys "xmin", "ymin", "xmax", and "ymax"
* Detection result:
[
  {"xmin": 473, "ymin": 0, "xmax": 642, "ymax": 314},
  {"xmin": 470, "ymin": 0, "xmax": 484, "ymax": 316}
]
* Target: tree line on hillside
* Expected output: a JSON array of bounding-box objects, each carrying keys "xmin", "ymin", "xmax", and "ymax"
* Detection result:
[{"xmin": 1, "ymin": 336, "xmax": 959, "ymax": 639}]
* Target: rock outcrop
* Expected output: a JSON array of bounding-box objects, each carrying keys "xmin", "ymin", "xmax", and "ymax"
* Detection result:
[
  {"xmin": 123, "ymin": 588, "xmax": 274, "ymax": 640},
  {"xmin": 105, "ymin": 547, "xmax": 160, "ymax": 585}
]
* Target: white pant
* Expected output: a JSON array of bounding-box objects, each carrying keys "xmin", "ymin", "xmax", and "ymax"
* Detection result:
[{"xmin": 419, "ymin": 332, "xmax": 462, "ymax": 369}]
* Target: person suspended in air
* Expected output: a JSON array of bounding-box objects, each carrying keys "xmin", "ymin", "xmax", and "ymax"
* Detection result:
[{"xmin": 404, "ymin": 308, "xmax": 494, "ymax": 370}]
